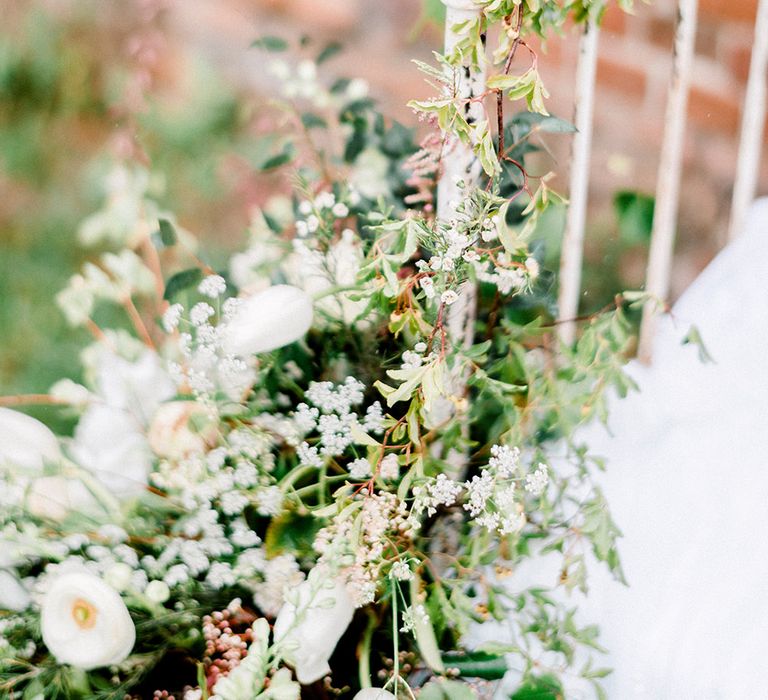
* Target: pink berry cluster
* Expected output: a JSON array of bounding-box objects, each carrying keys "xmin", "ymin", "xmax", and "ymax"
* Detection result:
[{"xmin": 202, "ymin": 603, "xmax": 257, "ymax": 691}]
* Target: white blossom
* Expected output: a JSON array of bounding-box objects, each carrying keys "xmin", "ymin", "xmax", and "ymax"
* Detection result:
[
  {"xmin": 198, "ymin": 274, "xmax": 227, "ymax": 298},
  {"xmin": 190, "ymin": 302, "xmax": 215, "ymax": 326},
  {"xmin": 40, "ymin": 571, "xmax": 135, "ymax": 670},
  {"xmin": 349, "ymin": 458, "xmax": 372, "ymax": 479},
  {"xmin": 379, "ymin": 454, "xmax": 399, "ymax": 480},
  {"xmin": 162, "ymin": 303, "xmax": 184, "ymax": 332},
  {"xmin": 489, "ymin": 444, "xmax": 521, "ymax": 478},
  {"xmin": 525, "ymin": 462, "xmax": 549, "ymax": 496},
  {"xmin": 441, "ymin": 290, "xmax": 459, "ymax": 305}
]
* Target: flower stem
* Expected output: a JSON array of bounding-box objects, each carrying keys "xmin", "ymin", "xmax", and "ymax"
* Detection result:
[{"xmin": 358, "ymin": 609, "xmax": 377, "ymax": 689}]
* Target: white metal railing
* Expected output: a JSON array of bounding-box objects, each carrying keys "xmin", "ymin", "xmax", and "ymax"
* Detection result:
[
  {"xmin": 636, "ymin": 0, "xmax": 699, "ymax": 363},
  {"xmin": 439, "ymin": 0, "xmax": 768, "ymax": 363}
]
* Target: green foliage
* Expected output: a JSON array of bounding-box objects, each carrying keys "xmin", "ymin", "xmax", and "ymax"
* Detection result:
[{"xmin": 614, "ymin": 190, "xmax": 655, "ymax": 244}]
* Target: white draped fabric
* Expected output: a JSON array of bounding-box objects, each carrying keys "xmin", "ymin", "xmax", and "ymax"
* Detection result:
[
  {"xmin": 576, "ymin": 197, "xmax": 768, "ymax": 697},
  {"xmin": 472, "ymin": 199, "xmax": 768, "ymax": 698}
]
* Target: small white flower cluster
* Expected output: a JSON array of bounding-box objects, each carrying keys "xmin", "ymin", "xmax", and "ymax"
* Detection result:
[
  {"xmin": 400, "ymin": 603, "xmax": 430, "ymax": 634},
  {"xmin": 525, "ymin": 462, "xmax": 549, "ymax": 496},
  {"xmin": 410, "ymin": 474, "xmax": 463, "ymax": 523},
  {"xmin": 474, "ymin": 253, "xmax": 539, "ymax": 295},
  {"xmin": 400, "ymin": 341, "xmax": 431, "ymax": 370},
  {"xmin": 314, "ymin": 492, "xmax": 411, "ymax": 607},
  {"xmin": 56, "ymin": 249, "xmax": 156, "ymax": 326},
  {"xmin": 414, "ymin": 188, "xmax": 541, "ymax": 303},
  {"xmin": 293, "ymin": 190, "xmax": 356, "ymax": 238},
  {"xmin": 292, "ymin": 378, "xmax": 385, "ymax": 472},
  {"xmin": 0, "ymin": 615, "xmax": 35, "ymax": 661},
  {"xmin": 406, "ymin": 446, "xmax": 548, "ymax": 536},
  {"xmin": 166, "ymin": 291, "xmax": 255, "ymax": 401},
  {"xmin": 248, "ymin": 553, "xmax": 305, "ymax": 617},
  {"xmin": 269, "ymin": 57, "xmax": 368, "ymax": 110}
]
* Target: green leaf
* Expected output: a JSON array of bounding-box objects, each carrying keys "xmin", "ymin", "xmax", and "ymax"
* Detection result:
[
  {"xmin": 260, "ymin": 143, "xmax": 295, "ymax": 171},
  {"xmin": 163, "ymin": 268, "xmax": 203, "ymax": 301},
  {"xmin": 156, "ymin": 218, "xmax": 177, "ymax": 247},
  {"xmin": 300, "ymin": 113, "xmax": 328, "ymax": 130},
  {"xmin": 264, "ymin": 511, "xmax": 323, "ymax": 558},
  {"xmin": 614, "ymin": 190, "xmax": 655, "ymax": 244},
  {"xmin": 535, "ymin": 115, "xmax": 576, "ymax": 133},
  {"xmin": 682, "ymin": 324, "xmax": 715, "ymax": 364},
  {"xmin": 344, "ymin": 120, "xmax": 368, "ymax": 163},
  {"xmin": 441, "ymin": 650, "xmax": 508, "ymax": 679},
  {"xmin": 420, "ymin": 680, "xmax": 476, "ymax": 700},
  {"xmin": 410, "ymin": 574, "xmax": 445, "ymax": 672},
  {"xmin": 509, "ymin": 674, "xmax": 564, "ymax": 699},
  {"xmin": 317, "ymin": 41, "xmax": 342, "ymax": 64},
  {"xmin": 251, "ymin": 35, "xmax": 288, "ymax": 51}
]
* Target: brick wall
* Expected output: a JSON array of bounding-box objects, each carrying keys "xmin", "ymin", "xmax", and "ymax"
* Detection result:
[{"xmin": 166, "ymin": 0, "xmax": 767, "ymax": 298}]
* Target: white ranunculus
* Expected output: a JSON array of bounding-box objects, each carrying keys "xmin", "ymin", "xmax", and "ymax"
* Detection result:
[
  {"xmin": 41, "ymin": 571, "xmax": 135, "ymax": 670},
  {"xmin": 353, "ymin": 689, "xmax": 397, "ymax": 700},
  {"xmin": 0, "ymin": 569, "xmax": 31, "ymax": 612},
  {"xmin": 70, "ymin": 404, "xmax": 152, "ymax": 497},
  {"xmin": 92, "ymin": 349, "xmax": 176, "ymax": 426},
  {"xmin": 26, "ymin": 476, "xmax": 96, "ymax": 522},
  {"xmin": 273, "ymin": 569, "xmax": 355, "ymax": 685},
  {"xmin": 0, "ymin": 408, "xmax": 61, "ymax": 471},
  {"xmin": 147, "ymin": 401, "xmax": 214, "ymax": 460},
  {"xmin": 223, "ymin": 285, "xmax": 313, "ymax": 357}
]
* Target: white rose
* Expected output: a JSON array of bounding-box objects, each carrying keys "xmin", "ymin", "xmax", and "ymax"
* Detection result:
[
  {"xmin": 147, "ymin": 401, "xmax": 214, "ymax": 460},
  {"xmin": 273, "ymin": 568, "xmax": 355, "ymax": 685},
  {"xmin": 0, "ymin": 408, "xmax": 60, "ymax": 471},
  {"xmin": 26, "ymin": 476, "xmax": 96, "ymax": 522},
  {"xmin": 70, "ymin": 404, "xmax": 152, "ymax": 497},
  {"xmin": 354, "ymin": 690, "xmax": 397, "ymax": 700},
  {"xmin": 41, "ymin": 571, "xmax": 135, "ymax": 670},
  {"xmin": 0, "ymin": 570, "xmax": 31, "ymax": 612},
  {"xmin": 223, "ymin": 285, "xmax": 313, "ymax": 357}
]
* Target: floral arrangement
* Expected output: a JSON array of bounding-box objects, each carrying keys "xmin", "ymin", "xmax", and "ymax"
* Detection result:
[{"xmin": 0, "ymin": 2, "xmax": 636, "ymax": 699}]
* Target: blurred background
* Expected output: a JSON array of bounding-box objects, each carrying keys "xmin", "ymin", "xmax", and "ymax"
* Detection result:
[{"xmin": 1, "ymin": 0, "xmax": 766, "ymax": 428}]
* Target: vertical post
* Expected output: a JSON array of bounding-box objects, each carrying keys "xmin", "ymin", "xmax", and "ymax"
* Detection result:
[
  {"xmin": 727, "ymin": 0, "xmax": 768, "ymax": 242},
  {"xmin": 556, "ymin": 18, "xmax": 600, "ymax": 346},
  {"xmin": 438, "ymin": 0, "xmax": 486, "ymax": 350},
  {"xmin": 637, "ymin": 0, "xmax": 699, "ymax": 364}
]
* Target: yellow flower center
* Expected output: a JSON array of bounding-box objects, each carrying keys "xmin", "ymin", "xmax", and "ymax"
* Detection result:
[{"xmin": 71, "ymin": 598, "xmax": 98, "ymax": 629}]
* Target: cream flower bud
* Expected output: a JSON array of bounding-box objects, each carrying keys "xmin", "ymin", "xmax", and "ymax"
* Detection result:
[
  {"xmin": 0, "ymin": 407, "xmax": 60, "ymax": 471},
  {"xmin": 273, "ymin": 568, "xmax": 355, "ymax": 685},
  {"xmin": 147, "ymin": 401, "xmax": 214, "ymax": 460},
  {"xmin": 223, "ymin": 285, "xmax": 313, "ymax": 357},
  {"xmin": 26, "ymin": 476, "xmax": 95, "ymax": 522},
  {"xmin": 41, "ymin": 571, "xmax": 135, "ymax": 670},
  {"xmin": 144, "ymin": 580, "xmax": 170, "ymax": 604},
  {"xmin": 104, "ymin": 563, "xmax": 133, "ymax": 592}
]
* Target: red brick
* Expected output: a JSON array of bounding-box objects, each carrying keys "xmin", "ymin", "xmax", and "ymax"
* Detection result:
[
  {"xmin": 688, "ymin": 86, "xmax": 741, "ymax": 135},
  {"xmin": 601, "ymin": 4, "xmax": 627, "ymax": 35},
  {"xmin": 694, "ymin": 20, "xmax": 719, "ymax": 60},
  {"xmin": 728, "ymin": 45, "xmax": 754, "ymax": 83},
  {"xmin": 647, "ymin": 15, "xmax": 675, "ymax": 50},
  {"xmin": 699, "ymin": 0, "xmax": 757, "ymax": 23},
  {"xmin": 596, "ymin": 56, "xmax": 647, "ymax": 99}
]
